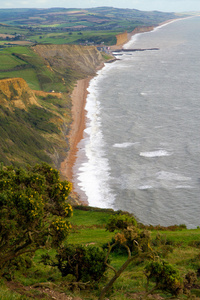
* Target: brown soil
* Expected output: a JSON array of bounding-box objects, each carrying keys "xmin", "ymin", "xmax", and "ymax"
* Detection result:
[{"xmin": 6, "ymin": 281, "xmax": 82, "ymax": 299}]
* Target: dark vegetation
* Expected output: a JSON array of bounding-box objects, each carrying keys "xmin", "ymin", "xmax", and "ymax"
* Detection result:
[{"xmin": 0, "ymin": 164, "xmax": 72, "ymax": 277}]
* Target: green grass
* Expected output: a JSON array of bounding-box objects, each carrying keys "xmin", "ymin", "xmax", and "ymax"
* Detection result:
[
  {"xmin": 0, "ymin": 54, "xmax": 27, "ymax": 70},
  {"xmin": 152, "ymin": 228, "xmax": 200, "ymax": 246},
  {"xmin": 67, "ymin": 207, "xmax": 115, "ymax": 246},
  {"xmin": 68, "ymin": 208, "xmax": 200, "ymax": 299},
  {"xmin": 68, "ymin": 227, "xmax": 114, "ymax": 246},
  {"xmin": 29, "ymin": 30, "xmax": 118, "ymax": 45},
  {"xmin": 0, "ymin": 47, "xmax": 41, "ymax": 89},
  {"xmin": 70, "ymin": 208, "xmax": 112, "ymax": 227},
  {"xmin": 0, "ymin": 287, "xmax": 28, "ymax": 300},
  {"xmin": 0, "ymin": 68, "xmax": 40, "ymax": 90},
  {"xmin": 2, "ymin": 207, "xmax": 200, "ymax": 299},
  {"xmin": 0, "ymin": 46, "xmax": 69, "ymax": 91}
]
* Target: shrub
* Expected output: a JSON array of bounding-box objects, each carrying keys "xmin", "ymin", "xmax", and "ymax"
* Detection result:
[
  {"xmin": 0, "ymin": 163, "xmax": 72, "ymax": 276},
  {"xmin": 145, "ymin": 260, "xmax": 183, "ymax": 296},
  {"xmin": 105, "ymin": 214, "xmax": 137, "ymax": 232},
  {"xmin": 42, "ymin": 244, "xmax": 108, "ymax": 283}
]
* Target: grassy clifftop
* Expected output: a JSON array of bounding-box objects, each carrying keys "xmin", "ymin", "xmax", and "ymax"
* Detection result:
[
  {"xmin": 2, "ymin": 206, "xmax": 200, "ymax": 299},
  {"xmin": 0, "ymin": 45, "xmax": 105, "ymax": 168}
]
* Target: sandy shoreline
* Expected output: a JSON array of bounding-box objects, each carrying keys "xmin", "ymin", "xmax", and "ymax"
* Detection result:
[
  {"xmin": 60, "ymin": 77, "xmax": 91, "ymax": 204},
  {"xmin": 60, "ymin": 17, "xmax": 181, "ymax": 205}
]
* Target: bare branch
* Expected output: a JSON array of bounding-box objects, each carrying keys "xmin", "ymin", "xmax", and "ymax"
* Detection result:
[{"xmin": 105, "ymin": 262, "xmax": 117, "ymax": 275}]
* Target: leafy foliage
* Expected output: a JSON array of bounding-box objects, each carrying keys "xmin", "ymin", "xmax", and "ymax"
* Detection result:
[
  {"xmin": 42, "ymin": 244, "xmax": 108, "ymax": 283},
  {"xmin": 0, "ymin": 163, "xmax": 72, "ymax": 275},
  {"xmin": 106, "ymin": 214, "xmax": 137, "ymax": 232},
  {"xmin": 145, "ymin": 260, "xmax": 183, "ymax": 296},
  {"xmin": 105, "ymin": 214, "xmax": 151, "ymax": 255}
]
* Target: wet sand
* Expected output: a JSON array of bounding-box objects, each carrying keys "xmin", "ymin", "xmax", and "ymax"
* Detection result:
[{"xmin": 60, "ymin": 77, "xmax": 91, "ymax": 204}]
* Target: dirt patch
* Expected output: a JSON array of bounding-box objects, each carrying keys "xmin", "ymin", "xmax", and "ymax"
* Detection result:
[
  {"xmin": 4, "ymin": 41, "xmax": 34, "ymax": 45},
  {"xmin": 34, "ymin": 90, "xmax": 62, "ymax": 98},
  {"xmin": 125, "ymin": 292, "xmax": 164, "ymax": 299},
  {"xmin": 0, "ymin": 33, "xmax": 15, "ymax": 38},
  {"xmin": 6, "ymin": 281, "xmax": 81, "ymax": 300}
]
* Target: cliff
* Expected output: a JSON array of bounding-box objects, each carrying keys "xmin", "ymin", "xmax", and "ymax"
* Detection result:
[
  {"xmin": 32, "ymin": 44, "xmax": 104, "ymax": 78},
  {"xmin": 0, "ymin": 76, "xmax": 70, "ymax": 168},
  {"xmin": 130, "ymin": 25, "xmax": 154, "ymax": 35},
  {"xmin": 0, "ymin": 45, "xmax": 106, "ymax": 171},
  {"xmin": 116, "ymin": 31, "xmax": 128, "ymax": 46},
  {"xmin": 0, "ymin": 78, "xmax": 39, "ymax": 110}
]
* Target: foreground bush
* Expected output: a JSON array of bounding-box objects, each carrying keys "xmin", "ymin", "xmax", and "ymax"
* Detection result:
[
  {"xmin": 145, "ymin": 260, "xmax": 183, "ymax": 296},
  {"xmin": 0, "ymin": 163, "xmax": 72, "ymax": 277},
  {"xmin": 42, "ymin": 244, "xmax": 108, "ymax": 283}
]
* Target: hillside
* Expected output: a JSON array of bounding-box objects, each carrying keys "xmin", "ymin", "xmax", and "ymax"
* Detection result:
[
  {"xmin": 0, "ymin": 7, "xmax": 181, "ymax": 46},
  {"xmin": 32, "ymin": 44, "xmax": 104, "ymax": 78},
  {"xmin": 0, "ymin": 45, "xmax": 105, "ymax": 169}
]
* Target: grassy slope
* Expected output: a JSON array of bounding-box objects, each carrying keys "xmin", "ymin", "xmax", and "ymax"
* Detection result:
[
  {"xmin": 1, "ymin": 207, "xmax": 200, "ymax": 299},
  {"xmin": 0, "ymin": 46, "xmax": 72, "ymax": 168},
  {"xmin": 0, "ymin": 44, "xmax": 105, "ymax": 168}
]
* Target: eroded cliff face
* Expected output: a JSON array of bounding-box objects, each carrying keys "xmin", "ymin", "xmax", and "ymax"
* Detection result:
[
  {"xmin": 116, "ymin": 31, "xmax": 128, "ymax": 46},
  {"xmin": 32, "ymin": 44, "xmax": 104, "ymax": 77},
  {"xmin": 131, "ymin": 26, "xmax": 154, "ymax": 35},
  {"xmin": 0, "ymin": 78, "xmax": 39, "ymax": 110},
  {"xmin": 0, "ymin": 76, "xmax": 71, "ymax": 169}
]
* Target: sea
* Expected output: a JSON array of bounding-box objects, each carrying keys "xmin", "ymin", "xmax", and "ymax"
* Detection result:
[{"xmin": 73, "ymin": 16, "xmax": 200, "ymax": 229}]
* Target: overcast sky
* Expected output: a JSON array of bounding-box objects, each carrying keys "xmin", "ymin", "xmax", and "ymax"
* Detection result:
[{"xmin": 1, "ymin": 0, "xmax": 200, "ymax": 12}]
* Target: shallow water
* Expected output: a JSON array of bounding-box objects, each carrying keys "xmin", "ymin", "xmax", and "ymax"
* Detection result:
[{"xmin": 74, "ymin": 16, "xmax": 200, "ymax": 228}]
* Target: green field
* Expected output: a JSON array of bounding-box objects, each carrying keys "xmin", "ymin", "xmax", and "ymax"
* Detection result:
[
  {"xmin": 1, "ymin": 206, "xmax": 200, "ymax": 299},
  {"xmin": 29, "ymin": 30, "xmax": 118, "ymax": 45},
  {"xmin": 0, "ymin": 46, "xmax": 66, "ymax": 91},
  {"xmin": 0, "ymin": 7, "xmax": 181, "ymax": 46},
  {"xmin": 0, "ymin": 54, "xmax": 27, "ymax": 70}
]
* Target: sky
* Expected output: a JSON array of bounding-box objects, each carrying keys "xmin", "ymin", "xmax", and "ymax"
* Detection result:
[{"xmin": 1, "ymin": 0, "xmax": 200, "ymax": 13}]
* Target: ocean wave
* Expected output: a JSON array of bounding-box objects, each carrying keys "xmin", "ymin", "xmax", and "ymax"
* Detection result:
[
  {"xmin": 138, "ymin": 185, "xmax": 153, "ymax": 190},
  {"xmin": 113, "ymin": 142, "xmax": 139, "ymax": 148},
  {"xmin": 156, "ymin": 171, "xmax": 191, "ymax": 181},
  {"xmin": 175, "ymin": 185, "xmax": 193, "ymax": 189},
  {"xmin": 140, "ymin": 150, "xmax": 172, "ymax": 157},
  {"xmin": 74, "ymin": 66, "xmax": 115, "ymax": 208}
]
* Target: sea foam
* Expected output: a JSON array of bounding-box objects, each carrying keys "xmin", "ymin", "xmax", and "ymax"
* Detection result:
[
  {"xmin": 140, "ymin": 150, "xmax": 172, "ymax": 157},
  {"xmin": 74, "ymin": 65, "xmax": 116, "ymax": 208},
  {"xmin": 113, "ymin": 142, "xmax": 139, "ymax": 148}
]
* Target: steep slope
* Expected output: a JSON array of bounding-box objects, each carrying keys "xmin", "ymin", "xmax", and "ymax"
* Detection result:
[
  {"xmin": 32, "ymin": 44, "xmax": 104, "ymax": 81},
  {"xmin": 0, "ymin": 77, "xmax": 70, "ymax": 167},
  {"xmin": 0, "ymin": 78, "xmax": 39, "ymax": 109},
  {"xmin": 0, "ymin": 45, "xmax": 105, "ymax": 169}
]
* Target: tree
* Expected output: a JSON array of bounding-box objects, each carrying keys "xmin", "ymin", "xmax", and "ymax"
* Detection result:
[
  {"xmin": 99, "ymin": 214, "xmax": 153, "ymax": 300},
  {"xmin": 0, "ymin": 163, "xmax": 73, "ymax": 275}
]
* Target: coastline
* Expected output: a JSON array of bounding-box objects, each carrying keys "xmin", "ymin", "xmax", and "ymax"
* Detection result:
[
  {"xmin": 60, "ymin": 77, "xmax": 91, "ymax": 204},
  {"xmin": 60, "ymin": 17, "xmax": 183, "ymax": 206}
]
